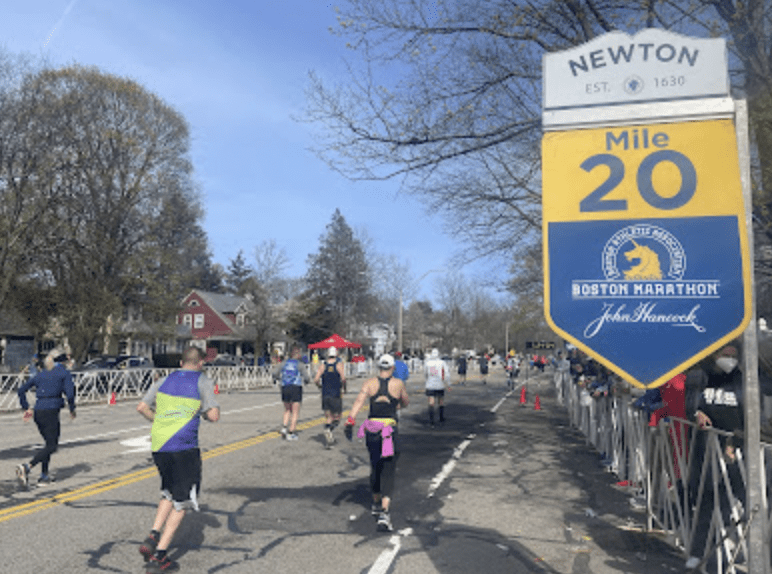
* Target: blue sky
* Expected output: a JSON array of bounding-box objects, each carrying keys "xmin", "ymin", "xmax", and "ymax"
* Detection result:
[{"xmin": 0, "ymin": 0, "xmax": 493, "ymax": 303}]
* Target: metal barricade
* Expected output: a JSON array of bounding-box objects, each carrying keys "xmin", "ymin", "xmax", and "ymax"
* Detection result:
[
  {"xmin": 557, "ymin": 373, "xmax": 768, "ymax": 572},
  {"xmin": 1, "ymin": 365, "xmax": 277, "ymax": 412}
]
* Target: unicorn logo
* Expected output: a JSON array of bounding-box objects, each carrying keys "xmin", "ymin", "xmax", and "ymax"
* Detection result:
[
  {"xmin": 602, "ymin": 224, "xmax": 685, "ymax": 281},
  {"xmin": 623, "ymin": 240, "xmax": 663, "ymax": 280}
]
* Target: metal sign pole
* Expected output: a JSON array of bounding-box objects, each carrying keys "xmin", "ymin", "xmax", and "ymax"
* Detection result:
[{"xmin": 736, "ymin": 99, "xmax": 766, "ymax": 574}]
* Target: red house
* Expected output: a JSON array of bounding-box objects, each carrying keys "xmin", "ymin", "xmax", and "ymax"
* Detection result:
[{"xmin": 177, "ymin": 290, "xmax": 257, "ymax": 361}]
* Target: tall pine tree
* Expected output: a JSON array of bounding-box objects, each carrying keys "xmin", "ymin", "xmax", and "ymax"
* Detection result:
[{"xmin": 304, "ymin": 209, "xmax": 370, "ymax": 337}]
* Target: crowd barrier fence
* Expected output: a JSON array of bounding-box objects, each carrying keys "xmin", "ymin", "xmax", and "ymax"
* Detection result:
[{"xmin": 554, "ymin": 369, "xmax": 768, "ymax": 572}]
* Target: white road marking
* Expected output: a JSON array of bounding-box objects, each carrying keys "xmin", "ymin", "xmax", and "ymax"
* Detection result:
[
  {"xmin": 428, "ymin": 434, "xmax": 475, "ymax": 498},
  {"xmin": 490, "ymin": 391, "xmax": 513, "ymax": 413},
  {"xmin": 366, "ymin": 396, "xmax": 492, "ymax": 572},
  {"xmin": 119, "ymin": 435, "xmax": 152, "ymax": 454},
  {"xmin": 60, "ymin": 425, "xmax": 149, "ymax": 446},
  {"xmin": 58, "ymin": 401, "xmax": 282, "ymax": 446},
  {"xmin": 222, "ymin": 401, "xmax": 281, "ymax": 414},
  {"xmin": 368, "ymin": 528, "xmax": 413, "ymax": 574}
]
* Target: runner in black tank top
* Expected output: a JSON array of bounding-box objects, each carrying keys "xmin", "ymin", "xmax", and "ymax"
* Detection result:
[
  {"xmin": 345, "ymin": 354, "xmax": 409, "ymax": 532},
  {"xmin": 369, "ymin": 377, "xmax": 400, "ymax": 419}
]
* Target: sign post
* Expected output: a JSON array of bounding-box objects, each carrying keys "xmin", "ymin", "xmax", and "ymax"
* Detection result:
[
  {"xmin": 542, "ymin": 30, "xmax": 752, "ymax": 390},
  {"xmin": 542, "ymin": 29, "xmax": 762, "ymax": 570}
]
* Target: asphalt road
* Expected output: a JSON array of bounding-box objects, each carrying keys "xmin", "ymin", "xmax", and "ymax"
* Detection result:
[{"xmin": 0, "ymin": 370, "xmax": 686, "ymax": 573}]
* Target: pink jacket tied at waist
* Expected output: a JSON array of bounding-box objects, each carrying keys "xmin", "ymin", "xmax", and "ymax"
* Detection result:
[{"xmin": 358, "ymin": 419, "xmax": 395, "ymax": 458}]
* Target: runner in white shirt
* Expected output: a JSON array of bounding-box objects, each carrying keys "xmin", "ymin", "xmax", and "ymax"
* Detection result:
[{"xmin": 424, "ymin": 349, "xmax": 447, "ymax": 427}]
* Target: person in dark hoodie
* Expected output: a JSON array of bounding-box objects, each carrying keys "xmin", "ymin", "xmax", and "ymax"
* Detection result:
[
  {"xmin": 686, "ymin": 344, "xmax": 746, "ymax": 569},
  {"xmin": 16, "ymin": 349, "xmax": 76, "ymax": 487}
]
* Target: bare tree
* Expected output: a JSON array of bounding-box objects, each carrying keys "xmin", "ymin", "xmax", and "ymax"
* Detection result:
[
  {"xmin": 244, "ymin": 239, "xmax": 292, "ymax": 355},
  {"xmin": 21, "ymin": 65, "xmax": 199, "ymax": 361},
  {"xmin": 306, "ymin": 0, "xmax": 772, "ymax": 274},
  {"xmin": 0, "ymin": 51, "xmax": 66, "ymax": 309}
]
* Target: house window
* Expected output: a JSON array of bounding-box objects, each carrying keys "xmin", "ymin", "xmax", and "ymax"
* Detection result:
[
  {"xmin": 194, "ymin": 314, "xmax": 205, "ymax": 329},
  {"xmin": 183, "ymin": 314, "xmax": 192, "ymax": 327},
  {"xmin": 237, "ymin": 313, "xmax": 245, "ymax": 326},
  {"xmin": 188, "ymin": 300, "xmax": 200, "ymax": 307}
]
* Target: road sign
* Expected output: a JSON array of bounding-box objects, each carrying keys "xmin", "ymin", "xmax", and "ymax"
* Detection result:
[
  {"xmin": 543, "ymin": 29, "xmax": 728, "ymax": 112},
  {"xmin": 526, "ymin": 341, "xmax": 556, "ymax": 351},
  {"xmin": 542, "ymin": 118, "xmax": 752, "ymax": 388}
]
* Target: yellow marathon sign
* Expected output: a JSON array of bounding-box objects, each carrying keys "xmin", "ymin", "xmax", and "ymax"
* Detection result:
[{"xmin": 542, "ymin": 81, "xmax": 751, "ymax": 388}]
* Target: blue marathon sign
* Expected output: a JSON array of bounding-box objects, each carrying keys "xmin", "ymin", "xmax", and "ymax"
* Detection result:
[{"xmin": 542, "ymin": 31, "xmax": 752, "ymax": 389}]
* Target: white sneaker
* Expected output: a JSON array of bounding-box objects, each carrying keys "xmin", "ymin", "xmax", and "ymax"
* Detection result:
[
  {"xmin": 16, "ymin": 463, "xmax": 30, "ymax": 488},
  {"xmin": 286, "ymin": 433, "xmax": 299, "ymax": 441},
  {"xmin": 377, "ymin": 511, "xmax": 393, "ymax": 532},
  {"xmin": 325, "ymin": 428, "xmax": 334, "ymax": 448},
  {"xmin": 280, "ymin": 427, "xmax": 288, "ymax": 439}
]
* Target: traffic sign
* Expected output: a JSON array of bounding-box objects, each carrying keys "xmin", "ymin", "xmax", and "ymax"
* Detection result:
[
  {"xmin": 526, "ymin": 341, "xmax": 556, "ymax": 351},
  {"xmin": 542, "ymin": 118, "xmax": 752, "ymax": 388}
]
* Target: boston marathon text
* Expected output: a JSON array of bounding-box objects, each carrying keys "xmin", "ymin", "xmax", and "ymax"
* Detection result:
[{"xmin": 572, "ymin": 281, "xmax": 719, "ymax": 299}]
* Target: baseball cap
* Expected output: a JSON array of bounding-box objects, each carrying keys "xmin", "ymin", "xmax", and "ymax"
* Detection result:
[
  {"xmin": 328, "ymin": 347, "xmax": 337, "ymax": 357},
  {"xmin": 378, "ymin": 354, "xmax": 395, "ymax": 369},
  {"xmin": 431, "ymin": 348, "xmax": 439, "ymax": 358}
]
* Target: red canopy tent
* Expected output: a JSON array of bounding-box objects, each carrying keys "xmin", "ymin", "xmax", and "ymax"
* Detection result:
[{"xmin": 308, "ymin": 333, "xmax": 361, "ymax": 349}]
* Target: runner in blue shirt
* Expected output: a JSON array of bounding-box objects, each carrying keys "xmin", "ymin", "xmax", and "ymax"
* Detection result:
[
  {"xmin": 393, "ymin": 352, "xmax": 410, "ymax": 383},
  {"xmin": 274, "ymin": 345, "xmax": 311, "ymax": 440}
]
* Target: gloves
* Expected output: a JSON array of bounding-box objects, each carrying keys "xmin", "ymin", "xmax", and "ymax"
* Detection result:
[{"xmin": 344, "ymin": 416, "xmax": 355, "ymax": 441}]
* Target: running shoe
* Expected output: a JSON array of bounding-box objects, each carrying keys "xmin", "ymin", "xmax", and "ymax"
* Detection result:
[
  {"xmin": 286, "ymin": 433, "xmax": 299, "ymax": 441},
  {"xmin": 324, "ymin": 428, "xmax": 334, "ymax": 448},
  {"xmin": 377, "ymin": 511, "xmax": 393, "ymax": 532},
  {"xmin": 139, "ymin": 533, "xmax": 159, "ymax": 562},
  {"xmin": 371, "ymin": 502, "xmax": 382, "ymax": 516},
  {"xmin": 280, "ymin": 427, "xmax": 288, "ymax": 439},
  {"xmin": 16, "ymin": 463, "xmax": 29, "ymax": 488},
  {"xmin": 145, "ymin": 554, "xmax": 179, "ymax": 572},
  {"xmin": 37, "ymin": 473, "xmax": 55, "ymax": 485}
]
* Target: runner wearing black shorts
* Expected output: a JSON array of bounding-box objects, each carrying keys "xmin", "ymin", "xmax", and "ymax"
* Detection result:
[
  {"xmin": 136, "ymin": 346, "xmax": 220, "ymax": 573},
  {"xmin": 313, "ymin": 347, "xmax": 346, "ymax": 448},
  {"xmin": 274, "ymin": 346, "xmax": 311, "ymax": 441}
]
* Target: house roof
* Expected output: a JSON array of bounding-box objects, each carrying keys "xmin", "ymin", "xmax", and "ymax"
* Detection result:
[
  {"xmin": 190, "ymin": 290, "xmax": 254, "ymax": 315},
  {"xmin": 183, "ymin": 289, "xmax": 256, "ymax": 341}
]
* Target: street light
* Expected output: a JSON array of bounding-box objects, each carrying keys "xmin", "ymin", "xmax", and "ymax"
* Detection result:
[{"xmin": 398, "ymin": 268, "xmax": 443, "ymax": 354}]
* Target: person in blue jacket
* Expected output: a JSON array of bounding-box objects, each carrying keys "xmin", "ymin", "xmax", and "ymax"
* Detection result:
[
  {"xmin": 16, "ymin": 349, "xmax": 76, "ymax": 487},
  {"xmin": 392, "ymin": 352, "xmax": 410, "ymax": 383}
]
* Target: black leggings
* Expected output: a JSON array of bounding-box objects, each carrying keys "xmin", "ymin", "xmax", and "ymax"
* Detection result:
[
  {"xmin": 31, "ymin": 409, "xmax": 61, "ymax": 474},
  {"xmin": 366, "ymin": 429, "xmax": 399, "ymax": 498}
]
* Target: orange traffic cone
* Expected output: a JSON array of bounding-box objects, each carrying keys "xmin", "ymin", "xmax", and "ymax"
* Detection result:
[
  {"xmin": 519, "ymin": 386, "xmax": 527, "ymax": 405},
  {"xmin": 534, "ymin": 395, "xmax": 541, "ymax": 410},
  {"xmin": 109, "ymin": 392, "xmax": 116, "ymax": 406},
  {"xmin": 214, "ymin": 383, "xmax": 220, "ymax": 395}
]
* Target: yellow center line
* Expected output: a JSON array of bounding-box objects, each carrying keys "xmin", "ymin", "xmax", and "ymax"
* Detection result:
[{"xmin": 0, "ymin": 412, "xmax": 350, "ymax": 524}]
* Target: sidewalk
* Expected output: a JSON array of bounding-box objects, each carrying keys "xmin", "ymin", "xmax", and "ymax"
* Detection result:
[{"xmin": 430, "ymin": 371, "xmax": 687, "ymax": 574}]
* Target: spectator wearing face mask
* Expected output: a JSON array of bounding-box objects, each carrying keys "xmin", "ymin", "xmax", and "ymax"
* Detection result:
[
  {"xmin": 694, "ymin": 345, "xmax": 742, "ymax": 434},
  {"xmin": 686, "ymin": 344, "xmax": 746, "ymax": 568}
]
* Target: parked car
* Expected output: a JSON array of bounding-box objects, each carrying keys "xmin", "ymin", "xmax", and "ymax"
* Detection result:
[
  {"xmin": 114, "ymin": 356, "xmax": 154, "ymax": 369},
  {"xmin": 206, "ymin": 353, "xmax": 240, "ymax": 366},
  {"xmin": 79, "ymin": 356, "xmax": 120, "ymax": 370}
]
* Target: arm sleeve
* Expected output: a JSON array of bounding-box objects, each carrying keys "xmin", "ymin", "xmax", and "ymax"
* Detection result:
[
  {"xmin": 18, "ymin": 376, "xmax": 36, "ymax": 410},
  {"xmin": 198, "ymin": 373, "xmax": 220, "ymax": 413},
  {"xmin": 140, "ymin": 375, "xmax": 165, "ymax": 407},
  {"xmin": 64, "ymin": 370, "xmax": 77, "ymax": 412}
]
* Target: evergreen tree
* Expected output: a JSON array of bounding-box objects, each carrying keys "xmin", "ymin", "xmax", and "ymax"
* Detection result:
[
  {"xmin": 305, "ymin": 209, "xmax": 371, "ymax": 335},
  {"xmin": 225, "ymin": 250, "xmax": 254, "ymax": 294}
]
